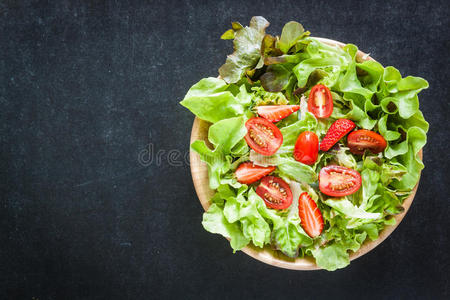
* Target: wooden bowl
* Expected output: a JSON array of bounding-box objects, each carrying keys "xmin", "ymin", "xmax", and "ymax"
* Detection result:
[{"xmin": 189, "ymin": 38, "xmax": 423, "ymax": 270}]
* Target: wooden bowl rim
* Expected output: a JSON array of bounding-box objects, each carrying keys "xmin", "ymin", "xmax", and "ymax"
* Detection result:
[{"xmin": 189, "ymin": 37, "xmax": 423, "ymax": 270}]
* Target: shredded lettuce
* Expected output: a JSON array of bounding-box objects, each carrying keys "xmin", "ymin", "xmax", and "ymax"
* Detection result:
[{"xmin": 182, "ymin": 17, "xmax": 428, "ymax": 271}]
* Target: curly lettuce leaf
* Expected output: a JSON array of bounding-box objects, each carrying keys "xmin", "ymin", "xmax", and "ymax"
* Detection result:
[
  {"xmin": 191, "ymin": 116, "xmax": 247, "ymax": 189},
  {"xmin": 206, "ymin": 186, "xmax": 271, "ymax": 249},
  {"xmin": 379, "ymin": 72, "xmax": 429, "ymax": 119},
  {"xmin": 324, "ymin": 199, "xmax": 381, "ymax": 219},
  {"xmin": 311, "ymin": 243, "xmax": 349, "ymax": 271},
  {"xmin": 248, "ymin": 151, "xmax": 317, "ymax": 184},
  {"xmin": 222, "ymin": 188, "xmax": 271, "ymax": 248},
  {"xmin": 219, "ymin": 16, "xmax": 269, "ymax": 83},
  {"xmin": 310, "ymin": 232, "xmax": 367, "ymax": 271},
  {"xmin": 272, "ymin": 219, "xmax": 312, "ymax": 257},
  {"xmin": 390, "ymin": 127, "xmax": 427, "ymax": 190},
  {"xmin": 268, "ymin": 181, "xmax": 313, "ymax": 257},
  {"xmin": 293, "ymin": 38, "xmax": 351, "ymax": 88},
  {"xmin": 333, "ymin": 145, "xmax": 357, "ymax": 169},
  {"xmin": 191, "ymin": 140, "xmax": 230, "ymax": 190},
  {"xmin": 202, "ymin": 203, "xmax": 250, "ymax": 251}
]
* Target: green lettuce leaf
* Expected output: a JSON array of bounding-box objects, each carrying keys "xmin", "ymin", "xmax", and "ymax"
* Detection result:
[
  {"xmin": 272, "ymin": 220, "xmax": 312, "ymax": 257},
  {"xmin": 191, "ymin": 140, "xmax": 230, "ymax": 190},
  {"xmin": 391, "ymin": 127, "xmax": 427, "ymax": 190},
  {"xmin": 184, "ymin": 77, "xmax": 229, "ymax": 98},
  {"xmin": 324, "ymin": 199, "xmax": 381, "ymax": 219},
  {"xmin": 293, "ymin": 38, "xmax": 350, "ymax": 88},
  {"xmin": 222, "ymin": 187, "xmax": 271, "ymax": 248},
  {"xmin": 333, "ymin": 146, "xmax": 357, "ymax": 169},
  {"xmin": 250, "ymin": 86, "xmax": 289, "ymax": 106},
  {"xmin": 310, "ymin": 229, "xmax": 367, "ymax": 271},
  {"xmin": 248, "ymin": 151, "xmax": 317, "ymax": 184},
  {"xmin": 277, "ymin": 157, "xmax": 317, "ymax": 183},
  {"xmin": 279, "ymin": 112, "xmax": 318, "ymax": 152},
  {"xmin": 191, "ymin": 116, "xmax": 247, "ymax": 189},
  {"xmin": 277, "ymin": 21, "xmax": 309, "ymax": 54},
  {"xmin": 208, "ymin": 116, "xmax": 247, "ymax": 153},
  {"xmin": 311, "ymin": 243, "xmax": 350, "ymax": 271},
  {"xmin": 357, "ymin": 223, "xmax": 379, "ymax": 241},
  {"xmin": 267, "ymin": 181, "xmax": 313, "ymax": 257},
  {"xmin": 202, "ymin": 204, "xmax": 250, "ymax": 251},
  {"xmin": 180, "ymin": 78, "xmax": 245, "ymax": 123}
]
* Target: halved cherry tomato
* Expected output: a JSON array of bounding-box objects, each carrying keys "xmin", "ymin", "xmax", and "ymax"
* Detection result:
[
  {"xmin": 256, "ymin": 176, "xmax": 293, "ymax": 210},
  {"xmin": 347, "ymin": 129, "xmax": 387, "ymax": 155},
  {"xmin": 293, "ymin": 131, "xmax": 319, "ymax": 165},
  {"xmin": 235, "ymin": 162, "xmax": 276, "ymax": 184},
  {"xmin": 319, "ymin": 165, "xmax": 361, "ymax": 197},
  {"xmin": 244, "ymin": 117, "xmax": 283, "ymax": 156},
  {"xmin": 298, "ymin": 192, "xmax": 324, "ymax": 238},
  {"xmin": 255, "ymin": 105, "xmax": 300, "ymax": 122},
  {"xmin": 308, "ymin": 84, "xmax": 333, "ymax": 118}
]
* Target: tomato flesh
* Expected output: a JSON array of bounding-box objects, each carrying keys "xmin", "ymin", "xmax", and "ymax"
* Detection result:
[
  {"xmin": 256, "ymin": 176, "xmax": 293, "ymax": 210},
  {"xmin": 235, "ymin": 162, "xmax": 276, "ymax": 184},
  {"xmin": 348, "ymin": 129, "xmax": 387, "ymax": 155},
  {"xmin": 244, "ymin": 117, "xmax": 283, "ymax": 156},
  {"xmin": 308, "ymin": 84, "xmax": 333, "ymax": 118},
  {"xmin": 293, "ymin": 131, "xmax": 319, "ymax": 165},
  {"xmin": 319, "ymin": 165, "xmax": 361, "ymax": 196}
]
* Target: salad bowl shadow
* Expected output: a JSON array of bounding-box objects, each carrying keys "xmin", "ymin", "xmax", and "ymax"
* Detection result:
[{"xmin": 189, "ymin": 38, "xmax": 422, "ymax": 270}]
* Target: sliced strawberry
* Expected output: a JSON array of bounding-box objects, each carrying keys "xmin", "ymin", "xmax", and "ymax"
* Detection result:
[
  {"xmin": 319, "ymin": 119, "xmax": 356, "ymax": 151},
  {"xmin": 255, "ymin": 105, "xmax": 300, "ymax": 122},
  {"xmin": 298, "ymin": 192, "xmax": 324, "ymax": 238},
  {"xmin": 235, "ymin": 162, "xmax": 276, "ymax": 184}
]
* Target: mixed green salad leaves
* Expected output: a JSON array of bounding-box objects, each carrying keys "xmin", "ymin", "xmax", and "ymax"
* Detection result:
[{"xmin": 180, "ymin": 17, "xmax": 428, "ymax": 271}]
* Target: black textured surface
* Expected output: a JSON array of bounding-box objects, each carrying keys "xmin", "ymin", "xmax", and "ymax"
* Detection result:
[{"xmin": 1, "ymin": 0, "xmax": 449, "ymax": 299}]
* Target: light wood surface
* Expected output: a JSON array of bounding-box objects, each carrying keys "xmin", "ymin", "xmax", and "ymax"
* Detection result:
[{"xmin": 189, "ymin": 38, "xmax": 423, "ymax": 270}]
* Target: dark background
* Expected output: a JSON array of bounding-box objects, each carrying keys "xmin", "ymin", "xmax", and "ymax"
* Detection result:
[{"xmin": 1, "ymin": 0, "xmax": 449, "ymax": 299}]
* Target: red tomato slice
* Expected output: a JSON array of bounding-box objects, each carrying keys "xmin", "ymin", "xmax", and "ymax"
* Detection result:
[
  {"xmin": 298, "ymin": 192, "xmax": 324, "ymax": 238},
  {"xmin": 235, "ymin": 162, "xmax": 276, "ymax": 184},
  {"xmin": 319, "ymin": 165, "xmax": 361, "ymax": 197},
  {"xmin": 293, "ymin": 131, "xmax": 319, "ymax": 165},
  {"xmin": 256, "ymin": 176, "xmax": 293, "ymax": 210},
  {"xmin": 255, "ymin": 105, "xmax": 300, "ymax": 122},
  {"xmin": 308, "ymin": 84, "xmax": 333, "ymax": 118},
  {"xmin": 244, "ymin": 117, "xmax": 283, "ymax": 156},
  {"xmin": 347, "ymin": 129, "xmax": 387, "ymax": 155}
]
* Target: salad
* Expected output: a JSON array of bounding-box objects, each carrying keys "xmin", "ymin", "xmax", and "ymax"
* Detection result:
[{"xmin": 180, "ymin": 17, "xmax": 428, "ymax": 271}]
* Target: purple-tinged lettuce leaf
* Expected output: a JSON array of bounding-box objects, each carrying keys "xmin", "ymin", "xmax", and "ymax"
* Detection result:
[
  {"xmin": 260, "ymin": 64, "xmax": 292, "ymax": 92},
  {"xmin": 219, "ymin": 16, "xmax": 269, "ymax": 83}
]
